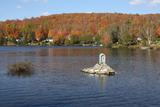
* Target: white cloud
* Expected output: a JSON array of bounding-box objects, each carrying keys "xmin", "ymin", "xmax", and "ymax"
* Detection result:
[
  {"xmin": 22, "ymin": 0, "xmax": 48, "ymax": 3},
  {"xmin": 35, "ymin": 0, "xmax": 48, "ymax": 3},
  {"xmin": 17, "ymin": 5, "xmax": 22, "ymax": 9},
  {"xmin": 41, "ymin": 11, "xmax": 49, "ymax": 16},
  {"xmin": 130, "ymin": 0, "xmax": 160, "ymax": 5},
  {"xmin": 150, "ymin": 0, "xmax": 160, "ymax": 4},
  {"xmin": 130, "ymin": 0, "xmax": 144, "ymax": 5}
]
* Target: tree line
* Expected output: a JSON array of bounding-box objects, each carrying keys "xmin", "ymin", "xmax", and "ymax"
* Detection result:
[{"xmin": 0, "ymin": 13, "xmax": 160, "ymax": 46}]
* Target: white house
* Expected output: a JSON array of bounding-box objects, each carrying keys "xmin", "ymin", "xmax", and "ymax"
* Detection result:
[{"xmin": 46, "ymin": 38, "xmax": 53, "ymax": 42}]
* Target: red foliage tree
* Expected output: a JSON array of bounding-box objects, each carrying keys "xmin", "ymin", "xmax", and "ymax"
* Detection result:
[
  {"xmin": 101, "ymin": 33, "xmax": 111, "ymax": 46},
  {"xmin": 156, "ymin": 27, "xmax": 160, "ymax": 38}
]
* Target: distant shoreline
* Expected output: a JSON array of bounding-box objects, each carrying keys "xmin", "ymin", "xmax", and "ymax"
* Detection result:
[{"xmin": 1, "ymin": 44, "xmax": 160, "ymax": 50}]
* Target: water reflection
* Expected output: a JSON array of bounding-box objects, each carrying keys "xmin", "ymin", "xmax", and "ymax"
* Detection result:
[
  {"xmin": 96, "ymin": 75, "xmax": 108, "ymax": 91},
  {"xmin": 7, "ymin": 70, "xmax": 33, "ymax": 77},
  {"xmin": 87, "ymin": 74, "xmax": 108, "ymax": 91},
  {"xmin": 34, "ymin": 47, "xmax": 109, "ymax": 57}
]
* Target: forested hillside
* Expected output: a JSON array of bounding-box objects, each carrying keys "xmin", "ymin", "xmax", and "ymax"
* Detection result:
[{"xmin": 0, "ymin": 13, "xmax": 160, "ymax": 47}]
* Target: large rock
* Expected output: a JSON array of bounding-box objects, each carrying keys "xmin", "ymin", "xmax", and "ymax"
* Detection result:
[{"xmin": 82, "ymin": 63, "xmax": 115, "ymax": 75}]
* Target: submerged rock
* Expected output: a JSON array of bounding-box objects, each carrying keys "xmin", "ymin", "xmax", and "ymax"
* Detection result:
[{"xmin": 82, "ymin": 53, "xmax": 115, "ymax": 75}]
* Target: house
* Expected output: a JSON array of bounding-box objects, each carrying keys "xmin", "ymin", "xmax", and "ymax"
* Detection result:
[
  {"xmin": 16, "ymin": 39, "xmax": 20, "ymax": 42},
  {"xmin": 137, "ymin": 37, "xmax": 142, "ymax": 41},
  {"xmin": 45, "ymin": 38, "xmax": 53, "ymax": 42}
]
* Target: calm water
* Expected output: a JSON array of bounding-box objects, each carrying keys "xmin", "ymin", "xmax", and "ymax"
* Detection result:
[{"xmin": 0, "ymin": 46, "xmax": 160, "ymax": 107}]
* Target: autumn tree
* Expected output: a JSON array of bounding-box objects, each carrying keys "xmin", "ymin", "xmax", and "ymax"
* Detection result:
[
  {"xmin": 5, "ymin": 23, "xmax": 20, "ymax": 39},
  {"xmin": 108, "ymin": 24, "xmax": 120, "ymax": 44},
  {"xmin": 141, "ymin": 16, "xmax": 158, "ymax": 46},
  {"xmin": 0, "ymin": 29, "xmax": 6, "ymax": 45},
  {"xmin": 156, "ymin": 27, "xmax": 160, "ymax": 38},
  {"xmin": 21, "ymin": 24, "xmax": 36, "ymax": 43},
  {"xmin": 53, "ymin": 31, "xmax": 66, "ymax": 45},
  {"xmin": 101, "ymin": 32, "xmax": 111, "ymax": 47}
]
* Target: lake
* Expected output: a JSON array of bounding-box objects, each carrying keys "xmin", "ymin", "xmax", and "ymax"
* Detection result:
[{"xmin": 0, "ymin": 46, "xmax": 160, "ymax": 107}]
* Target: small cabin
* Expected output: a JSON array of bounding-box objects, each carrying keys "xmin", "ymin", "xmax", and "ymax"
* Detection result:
[{"xmin": 44, "ymin": 38, "xmax": 53, "ymax": 42}]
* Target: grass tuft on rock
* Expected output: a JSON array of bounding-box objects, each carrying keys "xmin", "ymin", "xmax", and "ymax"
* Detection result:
[{"xmin": 8, "ymin": 62, "xmax": 34, "ymax": 77}]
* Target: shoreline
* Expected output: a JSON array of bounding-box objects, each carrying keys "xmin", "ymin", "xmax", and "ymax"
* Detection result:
[{"xmin": 1, "ymin": 44, "xmax": 160, "ymax": 50}]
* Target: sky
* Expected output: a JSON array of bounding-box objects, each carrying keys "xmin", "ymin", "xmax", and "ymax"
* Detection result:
[{"xmin": 0, "ymin": 0, "xmax": 160, "ymax": 21}]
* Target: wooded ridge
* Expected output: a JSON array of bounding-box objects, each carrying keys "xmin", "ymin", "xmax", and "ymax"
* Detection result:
[{"xmin": 0, "ymin": 13, "xmax": 160, "ymax": 47}]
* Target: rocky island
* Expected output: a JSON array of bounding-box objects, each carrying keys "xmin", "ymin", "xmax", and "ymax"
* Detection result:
[{"xmin": 82, "ymin": 53, "xmax": 115, "ymax": 75}]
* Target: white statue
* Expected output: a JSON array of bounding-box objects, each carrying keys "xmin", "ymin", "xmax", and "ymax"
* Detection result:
[
  {"xmin": 82, "ymin": 53, "xmax": 115, "ymax": 75},
  {"xmin": 99, "ymin": 53, "xmax": 106, "ymax": 65}
]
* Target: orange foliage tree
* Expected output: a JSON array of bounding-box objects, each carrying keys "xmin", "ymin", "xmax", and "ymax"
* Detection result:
[
  {"xmin": 156, "ymin": 27, "xmax": 160, "ymax": 38},
  {"xmin": 101, "ymin": 33, "xmax": 111, "ymax": 46}
]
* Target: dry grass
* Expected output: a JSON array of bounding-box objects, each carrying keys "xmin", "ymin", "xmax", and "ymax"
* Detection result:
[{"xmin": 8, "ymin": 62, "xmax": 34, "ymax": 77}]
